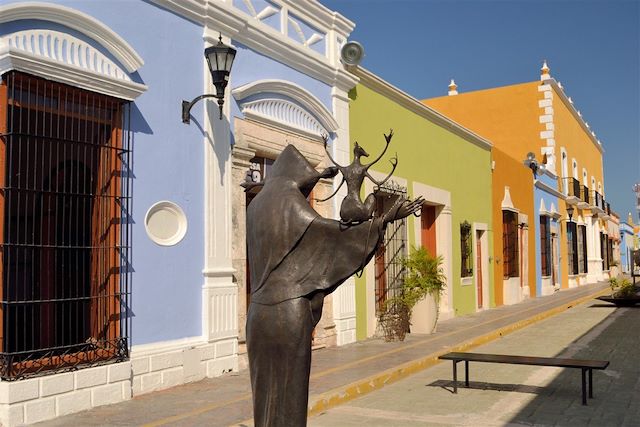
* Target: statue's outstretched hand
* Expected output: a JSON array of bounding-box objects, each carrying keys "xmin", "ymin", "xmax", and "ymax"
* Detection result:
[
  {"xmin": 383, "ymin": 196, "xmax": 424, "ymax": 224},
  {"xmin": 319, "ymin": 166, "xmax": 339, "ymax": 179}
]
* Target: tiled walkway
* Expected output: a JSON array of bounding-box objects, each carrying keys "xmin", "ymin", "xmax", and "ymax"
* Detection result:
[
  {"xmin": 35, "ymin": 282, "xmax": 609, "ymax": 426},
  {"xmin": 311, "ymin": 288, "xmax": 637, "ymax": 426}
]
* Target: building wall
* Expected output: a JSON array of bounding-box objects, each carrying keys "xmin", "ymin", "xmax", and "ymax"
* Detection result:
[
  {"xmin": 349, "ymin": 81, "xmax": 493, "ymax": 340},
  {"xmin": 491, "ymin": 147, "xmax": 536, "ymax": 304},
  {"xmin": 0, "ymin": 0, "xmax": 357, "ymax": 424},
  {"xmin": 424, "ymin": 73, "xmax": 609, "ymax": 294},
  {"xmin": 533, "ymin": 174, "xmax": 562, "ymax": 296},
  {"xmin": 424, "ymin": 81, "xmax": 541, "ymax": 162},
  {"xmin": 3, "ymin": 0, "xmax": 210, "ymax": 349}
]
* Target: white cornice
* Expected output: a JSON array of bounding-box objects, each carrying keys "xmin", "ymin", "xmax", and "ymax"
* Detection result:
[
  {"xmin": 351, "ymin": 66, "xmax": 492, "ymax": 151},
  {"xmin": 232, "ymin": 79, "xmax": 339, "ymax": 132},
  {"xmin": 0, "ymin": 47, "xmax": 147, "ymax": 100},
  {"xmin": 150, "ymin": 0, "xmax": 358, "ymax": 92},
  {"xmin": 547, "ymin": 79, "xmax": 604, "ymax": 154},
  {"xmin": 278, "ymin": 0, "xmax": 355, "ymax": 37},
  {"xmin": 0, "ymin": 2, "xmax": 144, "ymax": 72}
]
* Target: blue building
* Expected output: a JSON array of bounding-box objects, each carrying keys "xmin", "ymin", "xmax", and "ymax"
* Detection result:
[
  {"xmin": 0, "ymin": 1, "xmax": 356, "ymax": 424},
  {"xmin": 532, "ymin": 170, "xmax": 562, "ymax": 297},
  {"xmin": 620, "ymin": 214, "xmax": 636, "ymax": 275}
]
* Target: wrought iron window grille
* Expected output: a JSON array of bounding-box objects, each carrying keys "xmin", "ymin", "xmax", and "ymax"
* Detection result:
[
  {"xmin": 374, "ymin": 184, "xmax": 407, "ymax": 315},
  {"xmin": 0, "ymin": 71, "xmax": 132, "ymax": 380}
]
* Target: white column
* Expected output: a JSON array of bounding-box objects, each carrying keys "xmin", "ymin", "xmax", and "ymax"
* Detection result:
[
  {"xmin": 438, "ymin": 206, "xmax": 454, "ymax": 320},
  {"xmin": 587, "ymin": 214, "xmax": 603, "ymax": 282},
  {"xmin": 585, "ymin": 212, "xmax": 597, "ymax": 283},
  {"xmin": 331, "ymin": 86, "xmax": 357, "ymax": 345},
  {"xmin": 201, "ymin": 30, "xmax": 237, "ymax": 357}
]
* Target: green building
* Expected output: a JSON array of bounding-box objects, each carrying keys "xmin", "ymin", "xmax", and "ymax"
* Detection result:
[{"xmin": 348, "ymin": 68, "xmax": 494, "ymax": 340}]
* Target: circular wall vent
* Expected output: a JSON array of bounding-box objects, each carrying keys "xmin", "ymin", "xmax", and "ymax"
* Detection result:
[{"xmin": 144, "ymin": 201, "xmax": 187, "ymax": 246}]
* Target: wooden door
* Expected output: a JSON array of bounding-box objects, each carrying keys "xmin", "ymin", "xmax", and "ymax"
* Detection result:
[
  {"xmin": 476, "ymin": 231, "xmax": 483, "ymax": 309},
  {"xmin": 421, "ymin": 205, "xmax": 436, "ymax": 256}
]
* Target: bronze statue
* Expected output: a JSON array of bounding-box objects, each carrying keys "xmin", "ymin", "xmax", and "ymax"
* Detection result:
[
  {"xmin": 316, "ymin": 130, "xmax": 397, "ymax": 224},
  {"xmin": 245, "ymin": 143, "xmax": 422, "ymax": 427}
]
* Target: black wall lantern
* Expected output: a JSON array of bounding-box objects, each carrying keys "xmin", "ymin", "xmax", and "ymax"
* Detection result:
[
  {"xmin": 566, "ymin": 205, "xmax": 575, "ymax": 221},
  {"xmin": 182, "ymin": 35, "xmax": 237, "ymax": 124}
]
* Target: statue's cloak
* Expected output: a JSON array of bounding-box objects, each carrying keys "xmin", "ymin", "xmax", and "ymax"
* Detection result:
[
  {"xmin": 246, "ymin": 145, "xmax": 385, "ymax": 305},
  {"xmin": 246, "ymin": 144, "xmax": 387, "ymax": 427}
]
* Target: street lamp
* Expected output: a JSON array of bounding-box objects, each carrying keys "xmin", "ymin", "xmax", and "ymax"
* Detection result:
[
  {"xmin": 523, "ymin": 152, "xmax": 546, "ymax": 178},
  {"xmin": 567, "ymin": 205, "xmax": 575, "ymax": 221},
  {"xmin": 182, "ymin": 35, "xmax": 237, "ymax": 124}
]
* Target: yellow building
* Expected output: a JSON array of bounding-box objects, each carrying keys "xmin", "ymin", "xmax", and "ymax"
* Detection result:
[{"xmin": 424, "ymin": 62, "xmax": 611, "ymax": 301}]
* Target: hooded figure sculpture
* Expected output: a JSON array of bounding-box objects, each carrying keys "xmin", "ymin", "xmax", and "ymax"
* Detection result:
[{"xmin": 246, "ymin": 144, "xmax": 423, "ymax": 427}]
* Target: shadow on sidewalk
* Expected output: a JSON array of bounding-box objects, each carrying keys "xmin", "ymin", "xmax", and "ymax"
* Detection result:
[
  {"xmin": 506, "ymin": 304, "xmax": 640, "ymax": 425},
  {"xmin": 428, "ymin": 379, "xmax": 551, "ymax": 395}
]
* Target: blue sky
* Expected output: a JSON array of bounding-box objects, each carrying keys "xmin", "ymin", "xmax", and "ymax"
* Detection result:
[{"xmin": 323, "ymin": 0, "xmax": 640, "ymax": 222}]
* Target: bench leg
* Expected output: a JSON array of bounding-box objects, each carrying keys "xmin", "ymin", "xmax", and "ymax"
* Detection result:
[
  {"xmin": 588, "ymin": 369, "xmax": 593, "ymax": 399},
  {"xmin": 465, "ymin": 361, "xmax": 469, "ymax": 387},
  {"xmin": 581, "ymin": 368, "xmax": 587, "ymax": 406},
  {"xmin": 453, "ymin": 361, "xmax": 458, "ymax": 394}
]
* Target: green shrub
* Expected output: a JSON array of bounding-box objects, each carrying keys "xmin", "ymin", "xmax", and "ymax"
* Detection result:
[{"xmin": 609, "ymin": 277, "xmax": 636, "ymax": 298}]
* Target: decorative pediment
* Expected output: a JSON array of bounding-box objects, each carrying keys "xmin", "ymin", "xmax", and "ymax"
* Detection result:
[
  {"xmin": 240, "ymin": 98, "xmax": 328, "ymax": 138},
  {"xmin": 2, "ymin": 30, "xmax": 131, "ymax": 82},
  {"xmin": 0, "ymin": 3, "xmax": 146, "ymax": 100},
  {"xmin": 0, "ymin": 2, "xmax": 143, "ymax": 71},
  {"xmin": 233, "ymin": 80, "xmax": 338, "ymax": 140}
]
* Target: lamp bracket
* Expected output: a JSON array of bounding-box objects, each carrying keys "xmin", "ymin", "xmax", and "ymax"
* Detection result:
[{"xmin": 182, "ymin": 94, "xmax": 223, "ymax": 124}]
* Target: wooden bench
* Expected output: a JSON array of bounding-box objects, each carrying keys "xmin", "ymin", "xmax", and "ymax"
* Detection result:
[{"xmin": 439, "ymin": 352, "xmax": 609, "ymax": 405}]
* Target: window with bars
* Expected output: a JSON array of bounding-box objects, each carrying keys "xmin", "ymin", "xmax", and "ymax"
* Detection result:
[
  {"xmin": 579, "ymin": 224, "xmax": 588, "ymax": 274},
  {"xmin": 0, "ymin": 71, "xmax": 131, "ymax": 380},
  {"xmin": 567, "ymin": 222, "xmax": 579, "ymax": 275},
  {"xmin": 502, "ymin": 210, "xmax": 519, "ymax": 279},
  {"xmin": 374, "ymin": 188, "xmax": 407, "ymax": 314},
  {"xmin": 600, "ymin": 232, "xmax": 608, "ymax": 271},
  {"xmin": 577, "ymin": 224, "xmax": 585, "ymax": 274},
  {"xmin": 540, "ymin": 215, "xmax": 551, "ymax": 277},
  {"xmin": 460, "ymin": 222, "xmax": 472, "ymax": 278}
]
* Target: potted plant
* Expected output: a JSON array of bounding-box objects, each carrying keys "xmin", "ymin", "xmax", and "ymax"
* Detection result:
[
  {"xmin": 597, "ymin": 277, "xmax": 640, "ymax": 306},
  {"xmin": 379, "ymin": 247, "xmax": 446, "ymax": 341}
]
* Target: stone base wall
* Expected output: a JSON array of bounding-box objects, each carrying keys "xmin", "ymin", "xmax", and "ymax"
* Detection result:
[
  {"xmin": 0, "ymin": 363, "xmax": 131, "ymax": 426},
  {"xmin": 0, "ymin": 337, "xmax": 238, "ymax": 426}
]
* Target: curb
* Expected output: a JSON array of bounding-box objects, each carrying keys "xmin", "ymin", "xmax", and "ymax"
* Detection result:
[{"xmin": 307, "ymin": 287, "xmax": 610, "ymax": 418}]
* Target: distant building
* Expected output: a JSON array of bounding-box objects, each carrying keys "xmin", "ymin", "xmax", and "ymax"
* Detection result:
[
  {"xmin": 424, "ymin": 61, "xmax": 611, "ymax": 303},
  {"xmin": 620, "ymin": 213, "xmax": 637, "ymax": 275}
]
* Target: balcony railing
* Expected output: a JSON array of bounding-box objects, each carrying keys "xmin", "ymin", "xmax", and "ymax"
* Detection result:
[
  {"xmin": 563, "ymin": 177, "xmax": 581, "ymax": 199},
  {"xmin": 591, "ymin": 190, "xmax": 606, "ymax": 213},
  {"xmin": 581, "ymin": 185, "xmax": 590, "ymax": 205}
]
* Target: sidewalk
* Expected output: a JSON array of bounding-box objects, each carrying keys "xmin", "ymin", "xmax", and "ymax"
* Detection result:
[
  {"xmin": 310, "ymin": 286, "xmax": 638, "ymax": 426},
  {"xmin": 35, "ymin": 282, "xmax": 609, "ymax": 427}
]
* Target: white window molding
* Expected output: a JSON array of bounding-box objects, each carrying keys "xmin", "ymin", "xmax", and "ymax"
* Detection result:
[
  {"xmin": 0, "ymin": 2, "xmax": 143, "ymax": 72},
  {"xmin": 233, "ymin": 79, "xmax": 339, "ymax": 139},
  {"xmin": 501, "ymin": 186, "xmax": 518, "ymax": 212},
  {"xmin": 0, "ymin": 3, "xmax": 147, "ymax": 100}
]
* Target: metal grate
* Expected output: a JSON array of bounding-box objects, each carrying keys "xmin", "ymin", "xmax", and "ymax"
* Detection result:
[
  {"xmin": 374, "ymin": 185, "xmax": 407, "ymax": 314},
  {"xmin": 460, "ymin": 222, "xmax": 473, "ymax": 278},
  {"xmin": 0, "ymin": 71, "xmax": 131, "ymax": 380}
]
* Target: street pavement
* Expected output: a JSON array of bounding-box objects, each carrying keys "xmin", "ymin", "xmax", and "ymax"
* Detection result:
[
  {"xmin": 34, "ymin": 281, "xmax": 612, "ymax": 427},
  {"xmin": 310, "ymin": 292, "xmax": 639, "ymax": 426}
]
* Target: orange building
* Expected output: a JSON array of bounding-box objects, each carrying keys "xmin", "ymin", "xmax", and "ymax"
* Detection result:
[{"xmin": 424, "ymin": 63, "xmax": 611, "ymax": 304}]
